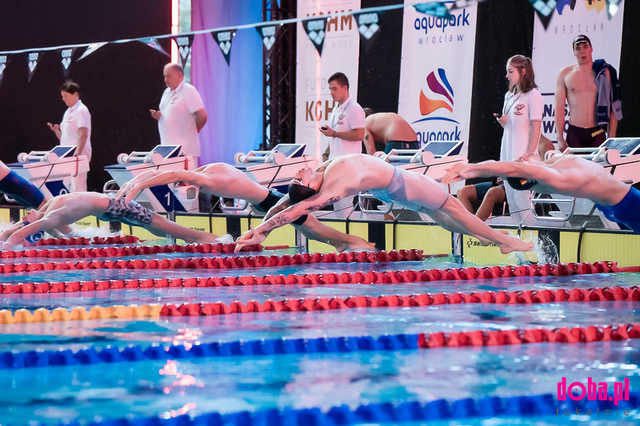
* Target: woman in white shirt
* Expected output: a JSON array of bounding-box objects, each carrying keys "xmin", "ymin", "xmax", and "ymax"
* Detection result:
[{"xmin": 495, "ymin": 55, "xmax": 543, "ymax": 222}]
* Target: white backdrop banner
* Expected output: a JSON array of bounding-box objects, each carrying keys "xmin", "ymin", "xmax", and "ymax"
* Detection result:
[
  {"xmin": 296, "ymin": 0, "xmax": 361, "ymax": 159},
  {"xmin": 532, "ymin": 0, "xmax": 625, "ymax": 141},
  {"xmin": 397, "ymin": 2, "xmax": 478, "ymax": 159}
]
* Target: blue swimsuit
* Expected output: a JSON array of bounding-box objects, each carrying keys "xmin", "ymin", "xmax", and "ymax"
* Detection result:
[{"xmin": 595, "ymin": 187, "xmax": 640, "ymax": 233}]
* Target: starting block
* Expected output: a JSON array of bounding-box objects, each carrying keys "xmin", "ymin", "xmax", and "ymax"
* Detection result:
[
  {"xmin": 7, "ymin": 145, "xmax": 89, "ymax": 199},
  {"xmin": 223, "ymin": 144, "xmax": 320, "ymax": 214},
  {"xmin": 104, "ymin": 145, "xmax": 198, "ymax": 213}
]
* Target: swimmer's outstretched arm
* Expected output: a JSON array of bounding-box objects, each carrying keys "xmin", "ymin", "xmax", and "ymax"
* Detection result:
[
  {"xmin": 2, "ymin": 207, "xmax": 68, "ymax": 248},
  {"xmin": 263, "ymin": 195, "xmax": 292, "ymax": 220},
  {"xmin": 235, "ymin": 191, "xmax": 340, "ymax": 251},
  {"xmin": 441, "ymin": 160, "xmax": 561, "ymax": 186},
  {"xmin": 117, "ymin": 170, "xmax": 215, "ymax": 204}
]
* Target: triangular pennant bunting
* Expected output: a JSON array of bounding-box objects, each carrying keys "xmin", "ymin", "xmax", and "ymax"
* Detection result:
[
  {"xmin": 172, "ymin": 34, "xmax": 194, "ymax": 68},
  {"xmin": 211, "ymin": 30, "xmax": 236, "ymax": 65},
  {"xmin": 529, "ymin": 0, "xmax": 556, "ymax": 29},
  {"xmin": 302, "ymin": 17, "xmax": 327, "ymax": 56},
  {"xmin": 414, "ymin": 2, "xmax": 452, "ymax": 17},
  {"xmin": 27, "ymin": 52, "xmax": 39, "ymax": 82},
  {"xmin": 78, "ymin": 42, "xmax": 108, "ymax": 61},
  {"xmin": 256, "ymin": 25, "xmax": 277, "ymax": 52},
  {"xmin": 0, "ymin": 55, "xmax": 6, "ymax": 86},
  {"xmin": 60, "ymin": 48, "xmax": 73, "ymax": 77},
  {"xmin": 606, "ymin": 0, "xmax": 623, "ymax": 18},
  {"xmin": 140, "ymin": 37, "xmax": 169, "ymax": 56},
  {"xmin": 353, "ymin": 11, "xmax": 380, "ymax": 42}
]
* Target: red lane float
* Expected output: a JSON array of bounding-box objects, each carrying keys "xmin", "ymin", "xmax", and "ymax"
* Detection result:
[
  {"xmin": 0, "ymin": 241, "xmax": 265, "ymax": 260},
  {"xmin": 36, "ymin": 235, "xmax": 140, "ymax": 246},
  {"xmin": 0, "ymin": 260, "xmax": 618, "ymax": 294},
  {"xmin": 418, "ymin": 323, "xmax": 640, "ymax": 348},
  {"xmin": 154, "ymin": 284, "xmax": 640, "ymax": 318},
  {"xmin": 0, "ymin": 249, "xmax": 422, "ymax": 274}
]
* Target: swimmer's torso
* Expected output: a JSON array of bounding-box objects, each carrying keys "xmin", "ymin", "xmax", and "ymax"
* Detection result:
[
  {"xmin": 320, "ymin": 154, "xmax": 395, "ymax": 197},
  {"xmin": 542, "ymin": 156, "xmax": 628, "ymax": 205},
  {"xmin": 563, "ymin": 65, "xmax": 597, "ymax": 128}
]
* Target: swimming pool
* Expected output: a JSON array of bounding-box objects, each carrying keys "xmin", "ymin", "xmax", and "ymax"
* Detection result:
[{"xmin": 0, "ymin": 241, "xmax": 638, "ymax": 425}]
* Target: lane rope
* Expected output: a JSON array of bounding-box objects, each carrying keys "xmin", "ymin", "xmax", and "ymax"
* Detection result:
[
  {"xmin": 1, "ymin": 241, "xmax": 263, "ymax": 260},
  {"xmin": 47, "ymin": 392, "xmax": 640, "ymax": 425},
  {"xmin": 1, "ymin": 285, "xmax": 638, "ymax": 324},
  {"xmin": 0, "ymin": 249, "xmax": 423, "ymax": 273},
  {"xmin": 2, "ymin": 322, "xmax": 640, "ymax": 369},
  {"xmin": 0, "ymin": 261, "xmax": 618, "ymax": 295}
]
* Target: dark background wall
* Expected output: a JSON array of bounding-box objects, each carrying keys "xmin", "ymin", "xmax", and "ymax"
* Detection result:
[{"xmin": 0, "ymin": 0, "xmax": 171, "ymax": 192}]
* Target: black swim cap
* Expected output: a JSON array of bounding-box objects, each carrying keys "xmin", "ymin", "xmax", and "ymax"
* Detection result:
[
  {"xmin": 288, "ymin": 183, "xmax": 318, "ymax": 204},
  {"xmin": 506, "ymin": 177, "xmax": 537, "ymax": 191}
]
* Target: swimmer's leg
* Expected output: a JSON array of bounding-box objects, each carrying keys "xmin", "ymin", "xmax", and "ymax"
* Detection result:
[
  {"xmin": 0, "ymin": 171, "xmax": 46, "ymax": 208},
  {"xmin": 295, "ymin": 215, "xmax": 375, "ymax": 252},
  {"xmin": 143, "ymin": 214, "xmax": 221, "ymax": 243},
  {"xmin": 430, "ymin": 196, "xmax": 533, "ymax": 254}
]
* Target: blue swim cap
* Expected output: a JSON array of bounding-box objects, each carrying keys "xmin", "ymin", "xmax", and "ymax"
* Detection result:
[{"xmin": 22, "ymin": 220, "xmax": 44, "ymax": 244}]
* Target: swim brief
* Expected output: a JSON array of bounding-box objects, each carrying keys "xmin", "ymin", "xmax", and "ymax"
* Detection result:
[
  {"xmin": 595, "ymin": 186, "xmax": 640, "ymax": 233},
  {"xmin": 370, "ymin": 167, "xmax": 448, "ymax": 211},
  {"xmin": 98, "ymin": 197, "xmax": 154, "ymax": 227},
  {"xmin": 566, "ymin": 124, "xmax": 606, "ymax": 149}
]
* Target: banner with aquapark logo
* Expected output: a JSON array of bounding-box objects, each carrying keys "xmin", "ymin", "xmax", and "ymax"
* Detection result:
[
  {"xmin": 397, "ymin": 2, "xmax": 478, "ymax": 159},
  {"xmin": 532, "ymin": 0, "xmax": 625, "ymax": 142},
  {"xmin": 296, "ymin": 0, "xmax": 361, "ymax": 159}
]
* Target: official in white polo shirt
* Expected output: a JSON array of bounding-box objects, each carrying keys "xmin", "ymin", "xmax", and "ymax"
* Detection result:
[
  {"xmin": 319, "ymin": 72, "xmax": 365, "ymax": 216},
  {"xmin": 47, "ymin": 80, "xmax": 92, "ymax": 192},
  {"xmin": 150, "ymin": 63, "xmax": 207, "ymax": 168},
  {"xmin": 320, "ymin": 72, "xmax": 366, "ymax": 161}
]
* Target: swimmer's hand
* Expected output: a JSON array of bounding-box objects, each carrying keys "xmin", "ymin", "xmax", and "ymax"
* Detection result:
[
  {"xmin": 234, "ymin": 228, "xmax": 267, "ymax": 252},
  {"xmin": 149, "ymin": 109, "xmax": 162, "ymax": 120},
  {"xmin": 441, "ymin": 163, "xmax": 475, "ymax": 184}
]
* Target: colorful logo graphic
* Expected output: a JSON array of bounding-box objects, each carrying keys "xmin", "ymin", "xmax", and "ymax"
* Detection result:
[
  {"xmin": 419, "ymin": 68, "xmax": 454, "ymax": 116},
  {"xmin": 413, "ymin": 68, "xmax": 461, "ymax": 144}
]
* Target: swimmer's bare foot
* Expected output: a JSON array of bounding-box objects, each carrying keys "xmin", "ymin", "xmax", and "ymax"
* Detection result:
[{"xmin": 499, "ymin": 237, "xmax": 533, "ymax": 254}]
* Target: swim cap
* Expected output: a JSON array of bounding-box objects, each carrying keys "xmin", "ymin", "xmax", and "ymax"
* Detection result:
[
  {"xmin": 288, "ymin": 183, "xmax": 318, "ymax": 204},
  {"xmin": 506, "ymin": 177, "xmax": 537, "ymax": 191},
  {"xmin": 22, "ymin": 220, "xmax": 44, "ymax": 244}
]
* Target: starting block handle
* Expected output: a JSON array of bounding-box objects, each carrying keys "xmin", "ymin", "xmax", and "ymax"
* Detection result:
[
  {"xmin": 218, "ymin": 197, "xmax": 249, "ymax": 212},
  {"xmin": 358, "ymin": 192, "xmax": 393, "ymax": 214},
  {"xmin": 531, "ymin": 194, "xmax": 576, "ymax": 222}
]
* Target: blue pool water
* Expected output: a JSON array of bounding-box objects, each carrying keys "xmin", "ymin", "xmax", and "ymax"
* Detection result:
[{"xmin": 0, "ymin": 246, "xmax": 639, "ymax": 425}]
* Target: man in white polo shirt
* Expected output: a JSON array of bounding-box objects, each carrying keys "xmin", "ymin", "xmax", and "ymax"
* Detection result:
[
  {"xmin": 150, "ymin": 63, "xmax": 207, "ymax": 168},
  {"xmin": 320, "ymin": 72, "xmax": 365, "ymax": 160},
  {"xmin": 47, "ymin": 80, "xmax": 92, "ymax": 192},
  {"xmin": 319, "ymin": 72, "xmax": 365, "ymax": 216}
]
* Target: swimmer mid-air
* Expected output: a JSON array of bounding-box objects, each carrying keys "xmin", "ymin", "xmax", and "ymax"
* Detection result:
[
  {"xmin": 441, "ymin": 151, "xmax": 639, "ymax": 233},
  {"xmin": 0, "ymin": 191, "xmax": 231, "ymax": 249},
  {"xmin": 115, "ymin": 162, "xmax": 374, "ymax": 252},
  {"xmin": 234, "ymin": 154, "xmax": 534, "ymax": 253}
]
